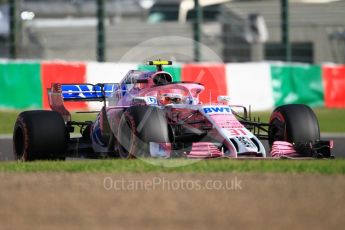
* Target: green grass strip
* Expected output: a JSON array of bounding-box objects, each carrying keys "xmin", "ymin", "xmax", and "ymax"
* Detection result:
[{"xmin": 0, "ymin": 159, "xmax": 345, "ymax": 174}]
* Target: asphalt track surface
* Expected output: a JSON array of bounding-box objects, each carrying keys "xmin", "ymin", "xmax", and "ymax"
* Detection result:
[{"xmin": 0, "ymin": 134, "xmax": 344, "ymax": 161}]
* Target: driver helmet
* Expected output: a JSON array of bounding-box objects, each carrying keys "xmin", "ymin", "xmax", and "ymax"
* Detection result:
[{"xmin": 159, "ymin": 93, "xmax": 183, "ymax": 105}]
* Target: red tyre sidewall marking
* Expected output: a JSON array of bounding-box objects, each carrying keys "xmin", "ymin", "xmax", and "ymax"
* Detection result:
[
  {"xmin": 119, "ymin": 111, "xmax": 138, "ymax": 158},
  {"xmin": 15, "ymin": 116, "xmax": 29, "ymax": 161},
  {"xmin": 270, "ymin": 111, "xmax": 288, "ymax": 142}
]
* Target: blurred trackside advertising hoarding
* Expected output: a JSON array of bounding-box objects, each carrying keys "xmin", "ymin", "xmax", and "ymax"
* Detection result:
[{"xmin": 0, "ymin": 61, "xmax": 344, "ymax": 110}]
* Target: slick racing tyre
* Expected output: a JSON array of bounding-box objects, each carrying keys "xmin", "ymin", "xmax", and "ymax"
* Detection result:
[
  {"xmin": 268, "ymin": 104, "xmax": 320, "ymax": 155},
  {"xmin": 13, "ymin": 110, "xmax": 68, "ymax": 161},
  {"xmin": 117, "ymin": 106, "xmax": 169, "ymax": 158}
]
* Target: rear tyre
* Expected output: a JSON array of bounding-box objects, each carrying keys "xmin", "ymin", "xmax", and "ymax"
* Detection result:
[
  {"xmin": 268, "ymin": 104, "xmax": 320, "ymax": 155},
  {"xmin": 13, "ymin": 110, "xmax": 68, "ymax": 161}
]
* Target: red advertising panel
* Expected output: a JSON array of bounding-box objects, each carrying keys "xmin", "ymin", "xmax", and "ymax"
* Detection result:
[
  {"xmin": 41, "ymin": 61, "xmax": 87, "ymax": 110},
  {"xmin": 323, "ymin": 65, "xmax": 345, "ymax": 108},
  {"xmin": 182, "ymin": 64, "xmax": 227, "ymax": 103}
]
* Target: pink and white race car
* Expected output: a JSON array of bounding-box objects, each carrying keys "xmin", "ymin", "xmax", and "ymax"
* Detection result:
[{"xmin": 13, "ymin": 61, "xmax": 333, "ymax": 160}]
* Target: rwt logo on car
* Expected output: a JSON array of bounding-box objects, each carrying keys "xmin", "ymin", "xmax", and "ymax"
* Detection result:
[{"xmin": 203, "ymin": 107, "xmax": 232, "ymax": 114}]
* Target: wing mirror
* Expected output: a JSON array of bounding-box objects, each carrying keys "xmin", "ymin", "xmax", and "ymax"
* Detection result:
[{"xmin": 217, "ymin": 96, "xmax": 231, "ymax": 104}]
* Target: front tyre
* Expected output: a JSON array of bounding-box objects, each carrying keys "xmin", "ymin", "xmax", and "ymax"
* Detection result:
[
  {"xmin": 116, "ymin": 106, "xmax": 169, "ymax": 158},
  {"xmin": 13, "ymin": 110, "xmax": 68, "ymax": 161},
  {"xmin": 268, "ymin": 104, "xmax": 320, "ymax": 156},
  {"xmin": 117, "ymin": 111, "xmax": 148, "ymax": 158}
]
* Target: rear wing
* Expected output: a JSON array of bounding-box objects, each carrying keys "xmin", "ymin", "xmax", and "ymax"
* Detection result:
[
  {"xmin": 53, "ymin": 83, "xmax": 119, "ymax": 101},
  {"xmin": 48, "ymin": 83, "xmax": 119, "ymax": 122}
]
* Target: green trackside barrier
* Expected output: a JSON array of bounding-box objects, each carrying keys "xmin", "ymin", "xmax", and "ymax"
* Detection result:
[
  {"xmin": 270, "ymin": 64, "xmax": 324, "ymax": 107},
  {"xmin": 0, "ymin": 62, "xmax": 42, "ymax": 109},
  {"xmin": 138, "ymin": 64, "xmax": 182, "ymax": 82}
]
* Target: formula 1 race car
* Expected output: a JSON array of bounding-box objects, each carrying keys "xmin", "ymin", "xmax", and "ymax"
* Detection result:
[{"xmin": 13, "ymin": 61, "xmax": 333, "ymax": 161}]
